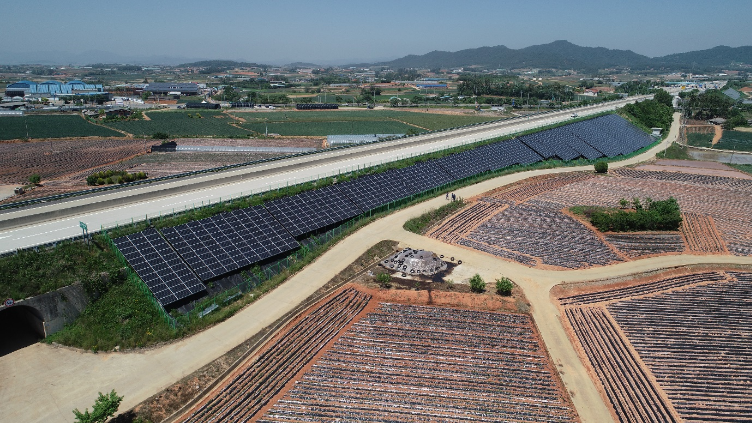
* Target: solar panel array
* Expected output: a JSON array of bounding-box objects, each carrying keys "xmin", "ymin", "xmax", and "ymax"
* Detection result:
[
  {"xmin": 112, "ymin": 114, "xmax": 656, "ymax": 305},
  {"xmin": 264, "ymin": 184, "xmax": 362, "ymax": 237},
  {"xmin": 113, "ymin": 228, "xmax": 205, "ymax": 306},
  {"xmin": 161, "ymin": 206, "xmax": 299, "ymax": 280}
]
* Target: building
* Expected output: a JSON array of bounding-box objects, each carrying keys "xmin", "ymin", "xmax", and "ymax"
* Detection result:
[
  {"xmin": 144, "ymin": 82, "xmax": 199, "ymax": 95},
  {"xmin": 4, "ymin": 80, "xmax": 107, "ymax": 99}
]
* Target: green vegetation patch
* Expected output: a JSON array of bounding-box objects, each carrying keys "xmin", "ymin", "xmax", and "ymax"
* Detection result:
[
  {"xmin": 572, "ymin": 197, "xmax": 682, "ymax": 232},
  {"xmin": 715, "ymin": 130, "xmax": 752, "ymax": 152},
  {"xmin": 403, "ymin": 198, "xmax": 467, "ymax": 234},
  {"xmin": 231, "ymin": 110, "xmax": 500, "ymax": 136},
  {"xmin": 0, "ymin": 237, "xmax": 123, "ymax": 300},
  {"xmin": 103, "ymin": 110, "xmax": 250, "ymax": 137},
  {"xmin": 0, "ymin": 115, "xmax": 124, "ymax": 140},
  {"xmin": 686, "ymin": 132, "xmax": 713, "ymax": 148},
  {"xmin": 727, "ymin": 163, "xmax": 751, "ymax": 174},
  {"xmin": 658, "ymin": 142, "xmax": 693, "ymax": 160}
]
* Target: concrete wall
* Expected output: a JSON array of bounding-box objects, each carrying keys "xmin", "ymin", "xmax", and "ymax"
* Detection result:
[{"xmin": 0, "ymin": 284, "xmax": 88, "ymax": 337}]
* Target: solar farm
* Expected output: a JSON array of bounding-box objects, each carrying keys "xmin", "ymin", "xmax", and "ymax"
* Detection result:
[
  {"xmin": 182, "ymin": 286, "xmax": 578, "ymax": 423},
  {"xmin": 555, "ymin": 270, "xmax": 751, "ymax": 423},
  {"xmin": 109, "ymin": 114, "xmax": 657, "ymax": 308},
  {"xmin": 428, "ymin": 165, "xmax": 751, "ymax": 270}
]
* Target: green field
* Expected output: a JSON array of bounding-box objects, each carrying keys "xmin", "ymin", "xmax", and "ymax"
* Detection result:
[
  {"xmin": 0, "ymin": 115, "xmax": 124, "ymax": 140},
  {"xmin": 686, "ymin": 132, "xmax": 713, "ymax": 148},
  {"xmin": 104, "ymin": 110, "xmax": 252, "ymax": 137},
  {"xmin": 715, "ymin": 130, "xmax": 752, "ymax": 152},
  {"xmin": 231, "ymin": 110, "xmax": 500, "ymax": 136}
]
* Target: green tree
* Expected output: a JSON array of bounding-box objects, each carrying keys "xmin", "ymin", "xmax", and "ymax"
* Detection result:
[
  {"xmin": 594, "ymin": 161, "xmax": 608, "ymax": 173},
  {"xmin": 72, "ymin": 390, "xmax": 123, "ymax": 423},
  {"xmin": 28, "ymin": 174, "xmax": 41, "ymax": 184},
  {"xmin": 140, "ymin": 91, "xmax": 151, "ymax": 102},
  {"xmin": 376, "ymin": 273, "xmax": 392, "ymax": 288},
  {"xmin": 470, "ymin": 274, "xmax": 486, "ymax": 293},
  {"xmin": 495, "ymin": 277, "xmax": 513, "ymax": 296},
  {"xmin": 653, "ymin": 89, "xmax": 673, "ymax": 108}
]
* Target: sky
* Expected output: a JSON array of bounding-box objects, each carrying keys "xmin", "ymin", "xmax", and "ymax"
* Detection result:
[{"xmin": 1, "ymin": 0, "xmax": 751, "ymax": 65}]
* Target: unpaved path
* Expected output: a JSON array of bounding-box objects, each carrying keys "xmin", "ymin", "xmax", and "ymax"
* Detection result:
[
  {"xmin": 6, "ymin": 113, "xmax": 747, "ymax": 423},
  {"xmin": 711, "ymin": 124, "xmax": 723, "ymax": 145}
]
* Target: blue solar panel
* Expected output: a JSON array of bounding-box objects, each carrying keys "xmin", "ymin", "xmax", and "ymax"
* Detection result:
[
  {"xmin": 334, "ymin": 172, "xmax": 397, "ymax": 212},
  {"xmin": 162, "ymin": 205, "xmax": 299, "ymax": 281},
  {"xmin": 435, "ymin": 147, "xmax": 490, "ymax": 180},
  {"xmin": 547, "ymin": 126, "xmax": 604, "ymax": 160},
  {"xmin": 113, "ymin": 228, "xmax": 205, "ymax": 306},
  {"xmin": 394, "ymin": 160, "xmax": 455, "ymax": 196},
  {"xmin": 264, "ymin": 184, "xmax": 362, "ymax": 237},
  {"xmin": 517, "ymin": 133, "xmax": 558, "ymax": 159}
]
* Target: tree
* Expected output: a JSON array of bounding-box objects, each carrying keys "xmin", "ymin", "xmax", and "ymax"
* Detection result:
[
  {"xmin": 140, "ymin": 91, "xmax": 151, "ymax": 102},
  {"xmin": 653, "ymin": 89, "xmax": 673, "ymax": 108},
  {"xmin": 28, "ymin": 174, "xmax": 41, "ymax": 185},
  {"xmin": 72, "ymin": 390, "xmax": 123, "ymax": 423},
  {"xmin": 376, "ymin": 273, "xmax": 392, "ymax": 288},
  {"xmin": 470, "ymin": 274, "xmax": 486, "ymax": 293},
  {"xmin": 594, "ymin": 161, "xmax": 608, "ymax": 173},
  {"xmin": 495, "ymin": 277, "xmax": 513, "ymax": 296}
]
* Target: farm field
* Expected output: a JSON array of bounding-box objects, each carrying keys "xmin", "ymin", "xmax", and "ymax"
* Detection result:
[
  {"xmin": 0, "ymin": 114, "xmax": 124, "ymax": 140},
  {"xmin": 230, "ymin": 109, "xmax": 502, "ymax": 135},
  {"xmin": 184, "ymin": 285, "xmax": 576, "ymax": 423},
  {"xmin": 427, "ymin": 164, "xmax": 751, "ymax": 269},
  {"xmin": 686, "ymin": 130, "xmax": 751, "ymax": 152},
  {"xmin": 0, "ymin": 138, "xmax": 151, "ymax": 185},
  {"xmin": 103, "ymin": 110, "xmax": 252, "ymax": 137},
  {"xmin": 555, "ymin": 269, "xmax": 752, "ymax": 423}
]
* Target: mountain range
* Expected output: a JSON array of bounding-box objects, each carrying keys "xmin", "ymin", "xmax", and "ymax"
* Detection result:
[{"xmin": 366, "ymin": 40, "xmax": 751, "ymax": 72}]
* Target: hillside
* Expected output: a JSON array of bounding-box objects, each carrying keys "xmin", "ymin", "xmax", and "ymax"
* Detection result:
[{"xmin": 371, "ymin": 41, "xmax": 751, "ymax": 72}]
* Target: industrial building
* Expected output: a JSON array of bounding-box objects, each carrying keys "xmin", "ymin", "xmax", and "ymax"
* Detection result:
[
  {"xmin": 144, "ymin": 82, "xmax": 199, "ymax": 95},
  {"xmin": 4, "ymin": 80, "xmax": 108, "ymax": 99}
]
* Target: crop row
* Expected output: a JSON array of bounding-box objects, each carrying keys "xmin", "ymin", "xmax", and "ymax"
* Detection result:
[
  {"xmin": 0, "ymin": 115, "xmax": 124, "ymax": 140},
  {"xmin": 603, "ymin": 232, "xmax": 685, "ymax": 258},
  {"xmin": 558, "ymin": 271, "xmax": 727, "ymax": 306},
  {"xmin": 457, "ymin": 238, "xmax": 538, "ymax": 266},
  {"xmin": 104, "ymin": 110, "xmax": 251, "ymax": 137},
  {"xmin": 186, "ymin": 288, "xmax": 371, "ymax": 423},
  {"xmin": 0, "ymin": 138, "xmax": 149, "ymax": 184},
  {"xmin": 262, "ymin": 303, "xmax": 577, "ymax": 422},
  {"xmin": 536, "ymin": 174, "xmax": 751, "ymax": 257},
  {"xmin": 565, "ymin": 307, "xmax": 676, "ymax": 422},
  {"xmin": 607, "ymin": 274, "xmax": 751, "ymax": 423},
  {"xmin": 466, "ymin": 203, "xmax": 622, "ymax": 269},
  {"xmin": 611, "ymin": 168, "xmax": 752, "ymax": 191},
  {"xmin": 427, "ymin": 200, "xmax": 508, "ymax": 243},
  {"xmin": 487, "ymin": 172, "xmax": 595, "ymax": 203},
  {"xmin": 680, "ymin": 212, "xmax": 728, "ymax": 254}
]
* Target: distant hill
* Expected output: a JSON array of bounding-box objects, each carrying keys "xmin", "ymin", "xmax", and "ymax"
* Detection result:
[
  {"xmin": 178, "ymin": 60, "xmax": 266, "ymax": 69},
  {"xmin": 371, "ymin": 41, "xmax": 751, "ymax": 72}
]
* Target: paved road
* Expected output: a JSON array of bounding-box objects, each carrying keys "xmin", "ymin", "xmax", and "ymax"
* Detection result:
[
  {"xmin": 0, "ymin": 97, "xmax": 649, "ymax": 254},
  {"xmin": 3, "ymin": 112, "xmax": 749, "ymax": 423}
]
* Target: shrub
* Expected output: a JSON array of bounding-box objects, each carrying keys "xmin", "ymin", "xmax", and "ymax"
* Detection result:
[
  {"xmin": 376, "ymin": 272, "xmax": 392, "ymax": 288},
  {"xmin": 594, "ymin": 160, "xmax": 608, "ymax": 173},
  {"xmin": 470, "ymin": 274, "xmax": 486, "ymax": 293},
  {"xmin": 28, "ymin": 173, "xmax": 41, "ymax": 184},
  {"xmin": 589, "ymin": 197, "xmax": 681, "ymax": 232},
  {"xmin": 72, "ymin": 389, "xmax": 123, "ymax": 423},
  {"xmin": 495, "ymin": 277, "xmax": 513, "ymax": 296},
  {"xmin": 152, "ymin": 132, "xmax": 170, "ymax": 140}
]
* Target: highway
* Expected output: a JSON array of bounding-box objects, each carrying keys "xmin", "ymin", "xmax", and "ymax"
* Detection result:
[{"xmin": 0, "ymin": 96, "xmax": 651, "ymax": 254}]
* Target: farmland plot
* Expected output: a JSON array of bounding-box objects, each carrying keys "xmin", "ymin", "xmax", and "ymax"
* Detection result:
[
  {"xmin": 262, "ymin": 303, "xmax": 577, "ymax": 423},
  {"xmin": 104, "ymin": 111, "xmax": 251, "ymax": 137},
  {"xmin": 0, "ymin": 115, "xmax": 124, "ymax": 140},
  {"xmin": 558, "ymin": 271, "xmax": 751, "ymax": 423}
]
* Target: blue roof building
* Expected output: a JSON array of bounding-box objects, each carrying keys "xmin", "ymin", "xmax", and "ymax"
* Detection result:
[{"xmin": 5, "ymin": 80, "xmax": 107, "ymax": 98}]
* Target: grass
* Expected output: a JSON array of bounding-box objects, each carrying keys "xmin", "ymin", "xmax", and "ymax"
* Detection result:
[
  {"xmin": 403, "ymin": 199, "xmax": 467, "ymax": 234},
  {"xmin": 0, "ymin": 237, "xmax": 123, "ymax": 300},
  {"xmin": 657, "ymin": 142, "xmax": 693, "ymax": 160},
  {"xmin": 686, "ymin": 132, "xmax": 713, "ymax": 148},
  {"xmin": 102, "ymin": 110, "xmax": 251, "ymax": 138},
  {"xmin": 0, "ymin": 115, "xmax": 124, "ymax": 140},
  {"xmin": 728, "ymin": 163, "xmax": 751, "ymax": 174}
]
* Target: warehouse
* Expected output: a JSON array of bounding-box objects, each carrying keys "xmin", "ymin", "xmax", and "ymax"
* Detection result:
[
  {"xmin": 144, "ymin": 82, "xmax": 199, "ymax": 95},
  {"xmin": 4, "ymin": 80, "xmax": 108, "ymax": 99}
]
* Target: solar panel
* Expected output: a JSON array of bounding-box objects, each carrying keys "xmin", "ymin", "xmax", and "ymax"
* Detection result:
[
  {"xmin": 548, "ymin": 126, "xmax": 603, "ymax": 160},
  {"xmin": 113, "ymin": 228, "xmax": 205, "ymax": 306},
  {"xmin": 264, "ymin": 184, "xmax": 362, "ymax": 237},
  {"xmin": 435, "ymin": 147, "xmax": 490, "ymax": 180},
  {"xmin": 491, "ymin": 139, "xmax": 543, "ymax": 166},
  {"xmin": 566, "ymin": 119, "xmax": 623, "ymax": 157},
  {"xmin": 394, "ymin": 160, "xmax": 455, "ymax": 196},
  {"xmin": 162, "ymin": 205, "xmax": 299, "ymax": 281},
  {"xmin": 518, "ymin": 133, "xmax": 558, "ymax": 159},
  {"xmin": 335, "ymin": 172, "xmax": 401, "ymax": 212}
]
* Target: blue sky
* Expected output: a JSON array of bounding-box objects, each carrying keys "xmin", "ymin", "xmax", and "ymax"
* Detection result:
[{"xmin": 1, "ymin": 0, "xmax": 751, "ymax": 65}]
